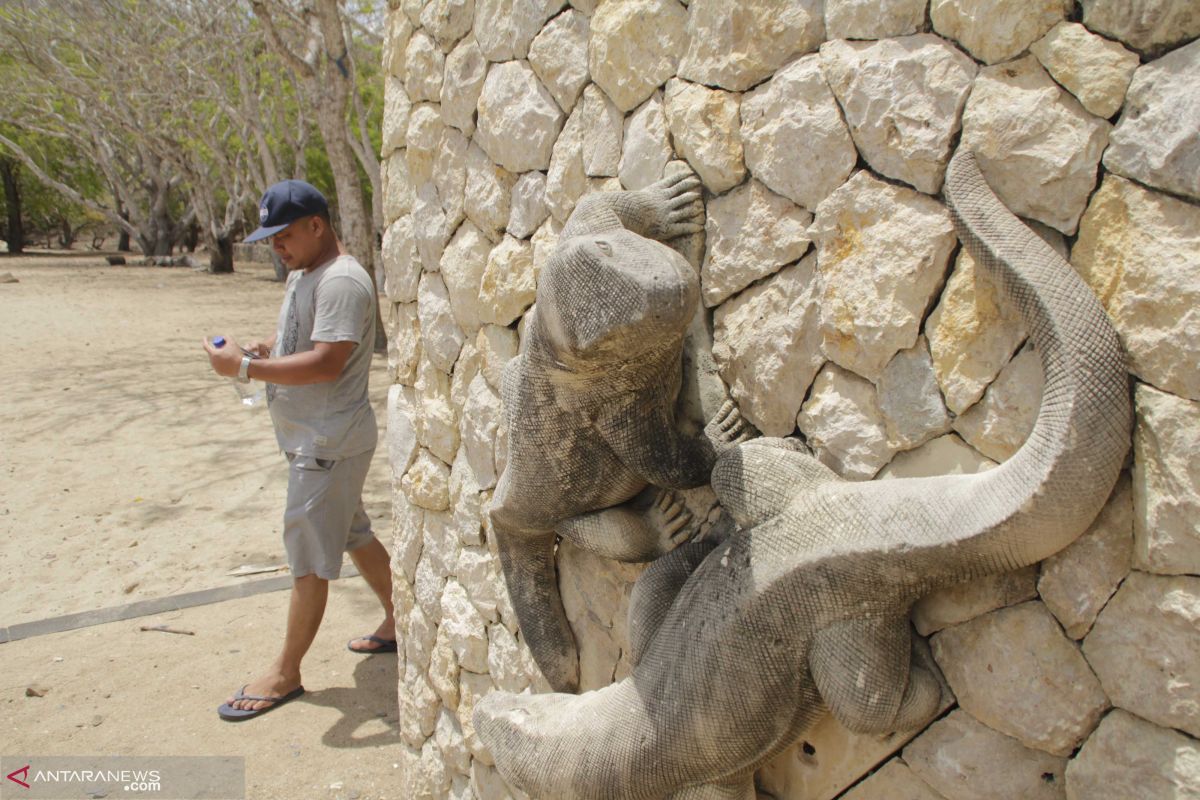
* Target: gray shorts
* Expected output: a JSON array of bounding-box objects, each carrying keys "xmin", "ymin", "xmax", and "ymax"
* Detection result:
[{"xmin": 283, "ymin": 448, "xmax": 375, "ymax": 579}]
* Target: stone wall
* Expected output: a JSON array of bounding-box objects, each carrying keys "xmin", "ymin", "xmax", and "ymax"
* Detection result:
[{"xmin": 379, "ymin": 1, "xmax": 1200, "ymax": 797}]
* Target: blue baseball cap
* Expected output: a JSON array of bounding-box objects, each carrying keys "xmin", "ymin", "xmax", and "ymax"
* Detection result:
[{"xmin": 244, "ymin": 179, "xmax": 329, "ymax": 243}]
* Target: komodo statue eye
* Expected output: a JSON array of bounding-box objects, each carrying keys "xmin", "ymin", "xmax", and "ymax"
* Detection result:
[{"xmin": 595, "ymin": 240, "xmax": 613, "ymax": 256}]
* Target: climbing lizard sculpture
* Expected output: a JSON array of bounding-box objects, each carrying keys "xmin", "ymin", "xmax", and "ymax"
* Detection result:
[{"xmin": 475, "ymin": 150, "xmax": 1132, "ymax": 799}]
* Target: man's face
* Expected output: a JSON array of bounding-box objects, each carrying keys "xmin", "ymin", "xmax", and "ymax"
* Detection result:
[{"xmin": 270, "ymin": 215, "xmax": 323, "ymax": 271}]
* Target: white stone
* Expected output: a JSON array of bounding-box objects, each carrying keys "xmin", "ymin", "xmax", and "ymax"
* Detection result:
[
  {"xmin": 415, "ymin": 353, "xmax": 461, "ymax": 463},
  {"xmin": 402, "ymin": 449, "xmax": 452, "ymax": 511},
  {"xmin": 1084, "ymin": 571, "xmax": 1200, "ymax": 738},
  {"xmin": 441, "ymin": 579, "xmax": 490, "ymax": 673},
  {"xmin": 461, "ymin": 373, "xmax": 501, "ymax": 489},
  {"xmin": 439, "ymin": 220, "xmax": 491, "ymax": 336},
  {"xmin": 820, "ymin": 35, "xmax": 977, "ymax": 195},
  {"xmin": 930, "ymin": 0, "xmax": 1070, "ymax": 65},
  {"xmin": 457, "ymin": 546, "xmax": 507, "ymax": 623},
  {"xmin": 677, "ymin": 0, "xmax": 824, "ymax": 92},
  {"xmin": 406, "ymin": 31, "xmax": 446, "ymax": 103},
  {"xmin": 382, "ymin": 150, "xmax": 413, "ymax": 226},
  {"xmin": 476, "ymin": 325, "xmax": 519, "ymax": 391},
  {"xmin": 1039, "ymin": 476, "xmax": 1133, "ymax": 638},
  {"xmin": 588, "ymin": 0, "xmax": 689, "ymax": 112},
  {"xmin": 383, "ymin": 9, "xmax": 414, "ymax": 81},
  {"xmin": 487, "ymin": 624, "xmax": 531, "ymax": 693},
  {"xmin": 412, "ymin": 181, "xmax": 451, "ymax": 272},
  {"xmin": 383, "ymin": 77, "xmax": 412, "ymax": 156},
  {"xmin": 809, "ymin": 170, "xmax": 958, "ymax": 381},
  {"xmin": 407, "ymin": 103, "xmax": 444, "ymax": 187},
  {"xmin": 877, "ymin": 336, "xmax": 952, "ymax": 451},
  {"xmin": 741, "ymin": 55, "xmax": 857, "ymax": 211},
  {"xmin": 457, "ymin": 670, "xmax": 498, "ymax": 763},
  {"xmin": 662, "ymin": 78, "xmax": 745, "ymax": 194},
  {"xmin": 405, "ymin": 603, "xmax": 436, "ymax": 672},
  {"xmin": 434, "ymin": 127, "xmax": 470, "ymax": 232},
  {"xmin": 578, "ymin": 84, "xmax": 623, "ymax": 178},
  {"xmin": 1065, "ymin": 709, "xmax": 1200, "ymax": 800},
  {"xmin": 527, "ymin": 9, "xmax": 590, "ymax": 113},
  {"xmin": 435, "ymin": 708, "xmax": 472, "ymax": 775},
  {"xmin": 450, "ymin": 449, "xmax": 485, "ymax": 544},
  {"xmin": 382, "ymin": 216, "xmax": 421, "ymax": 303},
  {"xmin": 414, "ymin": 549, "xmax": 447, "ymax": 624},
  {"xmin": 418, "ymin": 272, "xmax": 465, "ymax": 376},
  {"xmin": 1132, "ymin": 386, "xmax": 1200, "ymax": 575},
  {"xmin": 1029, "ymin": 22, "xmax": 1139, "ymax": 119},
  {"xmin": 960, "ymin": 56, "xmax": 1111, "ymax": 235},
  {"xmin": 798, "ymin": 363, "xmax": 895, "ymax": 481},
  {"xmin": 701, "ymin": 179, "xmax": 812, "ymax": 307},
  {"xmin": 954, "ymin": 347, "xmax": 1043, "ymax": 463},
  {"xmin": 507, "ymin": 171, "xmax": 549, "ymax": 239},
  {"xmin": 387, "ymin": 301, "xmax": 421, "ymax": 385},
  {"xmin": 473, "ymin": 0, "xmax": 564, "ymax": 62},
  {"xmin": 1081, "ymin": 0, "xmax": 1200, "ymax": 56},
  {"xmin": 406, "ymin": 739, "xmax": 451, "ymax": 800},
  {"xmin": 450, "ymin": 340, "xmax": 482, "ymax": 412},
  {"xmin": 712, "ymin": 254, "xmax": 823, "ymax": 437},
  {"xmin": 878, "ymin": 433, "xmax": 997, "ymax": 480},
  {"xmin": 842, "ymin": 759, "xmax": 946, "ymax": 800},
  {"xmin": 421, "ymin": 0, "xmax": 474, "ymax": 51},
  {"xmin": 388, "ymin": 384, "xmax": 420, "ymax": 481},
  {"xmin": 618, "ymin": 92, "xmax": 672, "ymax": 191},
  {"xmin": 463, "ymin": 144, "xmax": 515, "ymax": 243},
  {"xmin": 475, "ymin": 61, "xmax": 564, "ymax": 173},
  {"xmin": 479, "ymin": 235, "xmax": 537, "ymax": 327},
  {"xmin": 1072, "ymin": 175, "xmax": 1200, "ymax": 402},
  {"xmin": 927, "ymin": 248, "xmax": 1027, "ymax": 415},
  {"xmin": 423, "ymin": 508, "xmax": 461, "ymax": 578},
  {"xmin": 544, "ymin": 103, "xmax": 588, "ymax": 223},
  {"xmin": 400, "ymin": 663, "xmax": 441, "ymax": 748},
  {"xmin": 393, "ymin": 500, "xmax": 424, "ymax": 583},
  {"xmin": 1104, "ymin": 39, "xmax": 1200, "ymax": 202},
  {"xmin": 824, "ymin": 0, "xmax": 928, "ymax": 40},
  {"xmin": 912, "ymin": 566, "xmax": 1036, "ymax": 636},
  {"xmin": 904, "ymin": 710, "xmax": 1068, "ymax": 800},
  {"xmin": 440, "ymin": 37, "xmax": 488, "ymax": 136}
]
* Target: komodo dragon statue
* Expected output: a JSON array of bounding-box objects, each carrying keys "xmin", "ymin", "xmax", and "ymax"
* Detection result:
[
  {"xmin": 474, "ymin": 149, "xmax": 1132, "ymax": 799},
  {"xmin": 489, "ymin": 169, "xmax": 754, "ymax": 694}
]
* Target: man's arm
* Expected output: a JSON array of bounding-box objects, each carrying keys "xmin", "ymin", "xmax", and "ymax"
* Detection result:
[{"xmin": 203, "ymin": 337, "xmax": 353, "ymax": 385}]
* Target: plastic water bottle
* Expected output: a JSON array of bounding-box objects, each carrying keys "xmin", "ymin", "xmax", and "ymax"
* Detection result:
[{"xmin": 211, "ymin": 336, "xmax": 266, "ymax": 407}]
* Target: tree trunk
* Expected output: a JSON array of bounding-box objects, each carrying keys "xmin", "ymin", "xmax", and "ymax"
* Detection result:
[
  {"xmin": 57, "ymin": 216, "xmax": 77, "ymax": 249},
  {"xmin": 183, "ymin": 220, "xmax": 200, "ymax": 252},
  {"xmin": 209, "ymin": 233, "xmax": 234, "ymax": 273},
  {"xmin": 1, "ymin": 158, "xmax": 25, "ymax": 254},
  {"xmin": 117, "ymin": 207, "xmax": 131, "ymax": 252}
]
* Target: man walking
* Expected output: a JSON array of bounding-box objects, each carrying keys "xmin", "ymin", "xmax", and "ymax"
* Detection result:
[{"xmin": 203, "ymin": 180, "xmax": 395, "ymax": 721}]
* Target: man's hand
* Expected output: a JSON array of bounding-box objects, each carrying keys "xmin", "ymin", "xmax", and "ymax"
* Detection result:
[
  {"xmin": 203, "ymin": 336, "xmax": 243, "ymax": 378},
  {"xmin": 244, "ymin": 339, "xmax": 273, "ymax": 359}
]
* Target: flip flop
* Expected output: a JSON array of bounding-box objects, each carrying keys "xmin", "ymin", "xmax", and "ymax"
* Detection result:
[
  {"xmin": 217, "ymin": 684, "xmax": 305, "ymax": 722},
  {"xmin": 347, "ymin": 635, "xmax": 398, "ymax": 654}
]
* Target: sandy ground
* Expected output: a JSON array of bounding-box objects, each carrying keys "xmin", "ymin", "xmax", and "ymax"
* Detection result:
[{"xmin": 0, "ymin": 252, "xmax": 403, "ymax": 799}]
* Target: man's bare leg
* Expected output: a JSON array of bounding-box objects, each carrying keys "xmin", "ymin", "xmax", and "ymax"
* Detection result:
[
  {"xmin": 225, "ymin": 573, "xmax": 328, "ymax": 711},
  {"xmin": 347, "ymin": 537, "xmax": 396, "ymax": 652}
]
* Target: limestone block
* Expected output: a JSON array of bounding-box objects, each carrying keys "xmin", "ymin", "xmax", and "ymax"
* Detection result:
[
  {"xmin": 434, "ymin": 127, "xmax": 470, "ymax": 232},
  {"xmin": 619, "ymin": 91, "xmax": 672, "ymax": 190},
  {"xmin": 382, "ymin": 150, "xmax": 413, "ymax": 226},
  {"xmin": 701, "ymin": 179, "xmax": 812, "ymax": 307},
  {"xmin": 387, "ymin": 301, "xmax": 421, "ymax": 385},
  {"xmin": 440, "ymin": 37, "xmax": 488, "ymax": 136},
  {"xmin": 457, "ymin": 670, "xmax": 498, "ymax": 763},
  {"xmin": 588, "ymin": 0, "xmax": 689, "ymax": 112},
  {"xmin": 1039, "ymin": 476, "xmax": 1134, "ymax": 638},
  {"xmin": 382, "ymin": 216, "xmax": 421, "ymax": 304},
  {"xmin": 662, "ymin": 79, "xmax": 745, "ymax": 194},
  {"xmin": 423, "ymin": 508, "xmax": 461, "ymax": 580},
  {"xmin": 402, "ymin": 448, "xmax": 451, "ymax": 511},
  {"xmin": 712, "ymin": 254, "xmax": 823, "ymax": 437},
  {"xmin": 926, "ymin": 249, "xmax": 1027, "ymax": 415},
  {"xmin": 528, "ymin": 9, "xmax": 590, "ymax": 113},
  {"xmin": 421, "ymin": 0, "xmax": 474, "ymax": 51},
  {"xmin": 842, "ymin": 759, "xmax": 947, "ymax": 800},
  {"xmin": 953, "ymin": 347, "xmax": 1043, "ymax": 463},
  {"xmin": 824, "ymin": 0, "xmax": 928, "ymax": 40},
  {"xmin": 878, "ymin": 336, "xmax": 952, "ymax": 452},
  {"xmin": 450, "ymin": 340, "xmax": 482, "ymax": 411},
  {"xmin": 464, "ymin": 143, "xmax": 515, "ymax": 242},
  {"xmin": 449, "ymin": 450, "xmax": 485, "ymax": 544},
  {"xmin": 1132, "ymin": 385, "xmax": 1200, "ymax": 574},
  {"xmin": 407, "ymin": 103, "xmax": 444, "ymax": 187},
  {"xmin": 1029, "ymin": 22, "xmax": 1139, "ymax": 119},
  {"xmin": 507, "ymin": 171, "xmax": 549, "ymax": 239},
  {"xmin": 383, "ymin": 76, "xmax": 412, "ymax": 156},
  {"xmin": 435, "ymin": 708, "xmax": 471, "ymax": 776},
  {"xmin": 1065, "ymin": 709, "xmax": 1200, "ymax": 799},
  {"xmin": 930, "ymin": 0, "xmax": 1070, "ymax": 65},
  {"xmin": 1072, "ymin": 175, "xmax": 1200, "ymax": 401},
  {"xmin": 475, "ymin": 61, "xmax": 564, "ymax": 173},
  {"xmin": 412, "ymin": 181, "xmax": 452, "ymax": 272},
  {"xmin": 487, "ymin": 624, "xmax": 531, "ymax": 693},
  {"xmin": 388, "ymin": 384, "xmax": 420, "ymax": 481},
  {"xmin": 904, "ymin": 710, "xmax": 1068, "ymax": 800},
  {"xmin": 439, "ymin": 220, "xmax": 492, "ymax": 335},
  {"xmin": 878, "ymin": 433, "xmax": 997, "ymax": 480},
  {"xmin": 473, "ymin": 0, "xmax": 563, "ymax": 61},
  {"xmin": 677, "ymin": 0, "xmax": 824, "ymax": 91},
  {"xmin": 798, "ymin": 363, "xmax": 895, "ymax": 480},
  {"xmin": 544, "ymin": 101, "xmax": 588, "ymax": 222},
  {"xmin": 809, "ymin": 170, "xmax": 958, "ymax": 381},
  {"xmin": 441, "ymin": 579, "xmax": 489, "ymax": 673},
  {"xmin": 531, "ymin": 216, "xmax": 562, "ymax": 276},
  {"xmin": 479, "ymin": 235, "xmax": 537, "ymax": 327},
  {"xmin": 820, "ymin": 35, "xmax": 977, "ymax": 194},
  {"xmin": 393, "ymin": 495, "xmax": 425, "ymax": 583},
  {"xmin": 932, "ymin": 601, "xmax": 1110, "ymax": 755},
  {"xmin": 475, "ymin": 325, "xmax": 519, "ymax": 392},
  {"xmin": 741, "ymin": 54, "xmax": 857, "ymax": 211},
  {"xmin": 405, "ymin": 603, "xmax": 437, "ymax": 672},
  {"xmin": 415, "ymin": 353, "xmax": 461, "ymax": 463},
  {"xmin": 460, "ymin": 373, "xmax": 501, "ymax": 489},
  {"xmin": 1084, "ymin": 572, "xmax": 1200, "ymax": 738},
  {"xmin": 1104, "ymin": 39, "xmax": 1200, "ymax": 202},
  {"xmin": 1081, "ymin": 0, "xmax": 1200, "ymax": 56},
  {"xmin": 401, "ymin": 0, "xmax": 423, "ymax": 26},
  {"xmin": 406, "ymin": 31, "xmax": 446, "ymax": 103},
  {"xmin": 960, "ymin": 56, "xmax": 1110, "ymax": 235},
  {"xmin": 383, "ymin": 9, "xmax": 414, "ymax": 81},
  {"xmin": 472, "ymin": 760, "xmax": 530, "ymax": 800},
  {"xmin": 405, "ymin": 739, "xmax": 450, "ymax": 799},
  {"xmin": 400, "ymin": 662, "xmax": 441, "ymax": 747},
  {"xmin": 457, "ymin": 545, "xmax": 507, "ymax": 624},
  {"xmin": 912, "ymin": 566, "xmax": 1036, "ymax": 636}
]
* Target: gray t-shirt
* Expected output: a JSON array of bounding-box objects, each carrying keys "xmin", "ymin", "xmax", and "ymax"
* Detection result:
[{"xmin": 267, "ymin": 254, "xmax": 377, "ymax": 459}]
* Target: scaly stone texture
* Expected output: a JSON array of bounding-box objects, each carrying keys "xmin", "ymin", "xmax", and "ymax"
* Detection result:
[
  {"xmin": 824, "ymin": 0, "xmax": 928, "ymax": 40},
  {"xmin": 588, "ymin": 0, "xmax": 688, "ymax": 112},
  {"xmin": 1065, "ymin": 709, "xmax": 1200, "ymax": 800},
  {"xmin": 1132, "ymin": 385, "xmax": 1200, "ymax": 575},
  {"xmin": 930, "ymin": 0, "xmax": 1070, "ymax": 65},
  {"xmin": 912, "ymin": 567, "xmax": 1037, "ymax": 636},
  {"xmin": 1081, "ymin": 0, "xmax": 1200, "ymax": 56},
  {"xmin": 1029, "ymin": 22, "xmax": 1139, "ymax": 120},
  {"xmin": 663, "ymin": 79, "xmax": 744, "ymax": 194},
  {"xmin": 475, "ymin": 61, "xmax": 564, "ymax": 173}
]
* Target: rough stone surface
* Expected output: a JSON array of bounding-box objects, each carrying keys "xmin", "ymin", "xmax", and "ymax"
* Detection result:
[
  {"xmin": 1072, "ymin": 175, "xmax": 1200, "ymax": 402},
  {"xmin": 406, "ymin": 739, "xmax": 451, "ymax": 798},
  {"xmin": 618, "ymin": 92, "xmax": 672, "ymax": 191},
  {"xmin": 588, "ymin": 0, "xmax": 689, "ymax": 112},
  {"xmin": 407, "ymin": 103, "xmax": 444, "ymax": 186},
  {"xmin": 441, "ymin": 579, "xmax": 490, "ymax": 673},
  {"xmin": 932, "ymin": 601, "xmax": 1110, "ymax": 755},
  {"xmin": 435, "ymin": 708, "xmax": 472, "ymax": 776},
  {"xmin": 412, "ymin": 182, "xmax": 452, "ymax": 272},
  {"xmin": 1081, "ymin": 0, "xmax": 1200, "ymax": 56},
  {"xmin": 798, "ymin": 363, "xmax": 895, "ymax": 480},
  {"xmin": 663, "ymin": 79, "xmax": 745, "ymax": 194},
  {"xmin": 428, "ymin": 623, "xmax": 460, "ymax": 709},
  {"xmin": 577, "ymin": 84, "xmax": 623, "ymax": 178},
  {"xmin": 741, "ymin": 55, "xmax": 858, "ymax": 211},
  {"xmin": 954, "ymin": 347, "xmax": 1043, "ymax": 463},
  {"xmin": 479, "ymin": 235, "xmax": 537, "ymax": 327},
  {"xmin": 473, "ymin": 0, "xmax": 563, "ymax": 62},
  {"xmin": 402, "ymin": 449, "xmax": 452, "ymax": 511},
  {"xmin": 912, "ymin": 566, "xmax": 1036, "ymax": 636},
  {"xmin": 1039, "ymin": 476, "xmax": 1133, "ymax": 638},
  {"xmin": 424, "ymin": 508, "xmax": 462, "ymax": 578},
  {"xmin": 544, "ymin": 101, "xmax": 588, "ymax": 222},
  {"xmin": 449, "ymin": 451, "xmax": 485, "ymax": 543},
  {"xmin": 931, "ymin": 0, "xmax": 1070, "ymax": 64},
  {"xmin": 677, "ymin": 0, "xmax": 824, "ymax": 91},
  {"xmin": 383, "ymin": 77, "xmax": 413, "ymax": 155},
  {"xmin": 475, "ymin": 61, "xmax": 564, "ymax": 173},
  {"xmin": 421, "ymin": 0, "xmax": 474, "ymax": 52},
  {"xmin": 460, "ymin": 373, "xmax": 501, "ymax": 489},
  {"xmin": 457, "ymin": 670, "xmax": 498, "ymax": 764},
  {"xmin": 878, "ymin": 336, "xmax": 952, "ymax": 452},
  {"xmin": 1029, "ymin": 22, "xmax": 1139, "ymax": 120},
  {"xmin": 1132, "ymin": 386, "xmax": 1200, "ymax": 575},
  {"xmin": 487, "ymin": 624, "xmax": 532, "ymax": 694},
  {"xmin": 809, "ymin": 170, "xmax": 958, "ymax": 381},
  {"xmin": 1084, "ymin": 571, "xmax": 1200, "ymax": 738},
  {"xmin": 388, "ymin": 384, "xmax": 420, "ymax": 481},
  {"xmin": 878, "ymin": 433, "xmax": 997, "ymax": 480},
  {"xmin": 558, "ymin": 541, "xmax": 645, "ymax": 692},
  {"xmin": 382, "ymin": 216, "xmax": 421, "ymax": 303},
  {"xmin": 464, "ymin": 144, "xmax": 515, "ymax": 242},
  {"xmin": 433, "ymin": 127, "xmax": 470, "ymax": 232},
  {"xmin": 904, "ymin": 710, "xmax": 1069, "ymax": 800},
  {"xmin": 527, "ymin": 9, "xmax": 590, "ymax": 113},
  {"xmin": 416, "ymin": 272, "xmax": 465, "ymax": 375},
  {"xmin": 824, "ymin": 0, "xmax": 928, "ymax": 40},
  {"xmin": 406, "ymin": 31, "xmax": 446, "ymax": 103},
  {"xmin": 401, "ymin": 663, "xmax": 441, "ymax": 747},
  {"xmin": 820, "ymin": 35, "xmax": 977, "ymax": 194},
  {"xmin": 960, "ymin": 56, "xmax": 1110, "ymax": 234},
  {"xmin": 475, "ymin": 325, "xmax": 519, "ymax": 392},
  {"xmin": 389, "ymin": 301, "xmax": 421, "ymax": 387},
  {"xmin": 842, "ymin": 759, "xmax": 947, "ymax": 800},
  {"xmin": 712, "ymin": 254, "xmax": 823, "ymax": 437},
  {"xmin": 1065, "ymin": 709, "xmax": 1200, "ymax": 800},
  {"xmin": 701, "ymin": 179, "xmax": 812, "ymax": 307},
  {"xmin": 382, "ymin": 150, "xmax": 413, "ymax": 226},
  {"xmin": 440, "ymin": 37, "xmax": 488, "ymax": 136},
  {"xmin": 439, "ymin": 221, "xmax": 492, "ymax": 335},
  {"xmin": 507, "ymin": 171, "xmax": 549, "ymax": 239},
  {"xmin": 384, "ymin": 9, "xmax": 414, "ymax": 81},
  {"xmin": 414, "ymin": 354, "xmax": 461, "ymax": 464},
  {"xmin": 1104, "ymin": 39, "xmax": 1200, "ymax": 202}
]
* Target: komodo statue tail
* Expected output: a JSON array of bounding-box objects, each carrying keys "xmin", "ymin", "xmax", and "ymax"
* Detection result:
[{"xmin": 474, "ymin": 150, "xmax": 1132, "ymax": 800}]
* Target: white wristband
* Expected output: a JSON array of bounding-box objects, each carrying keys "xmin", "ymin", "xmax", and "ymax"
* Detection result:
[{"xmin": 238, "ymin": 354, "xmax": 252, "ymax": 382}]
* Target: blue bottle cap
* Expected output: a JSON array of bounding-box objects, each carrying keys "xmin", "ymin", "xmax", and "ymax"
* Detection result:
[{"xmin": 212, "ymin": 336, "xmax": 226, "ymax": 348}]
